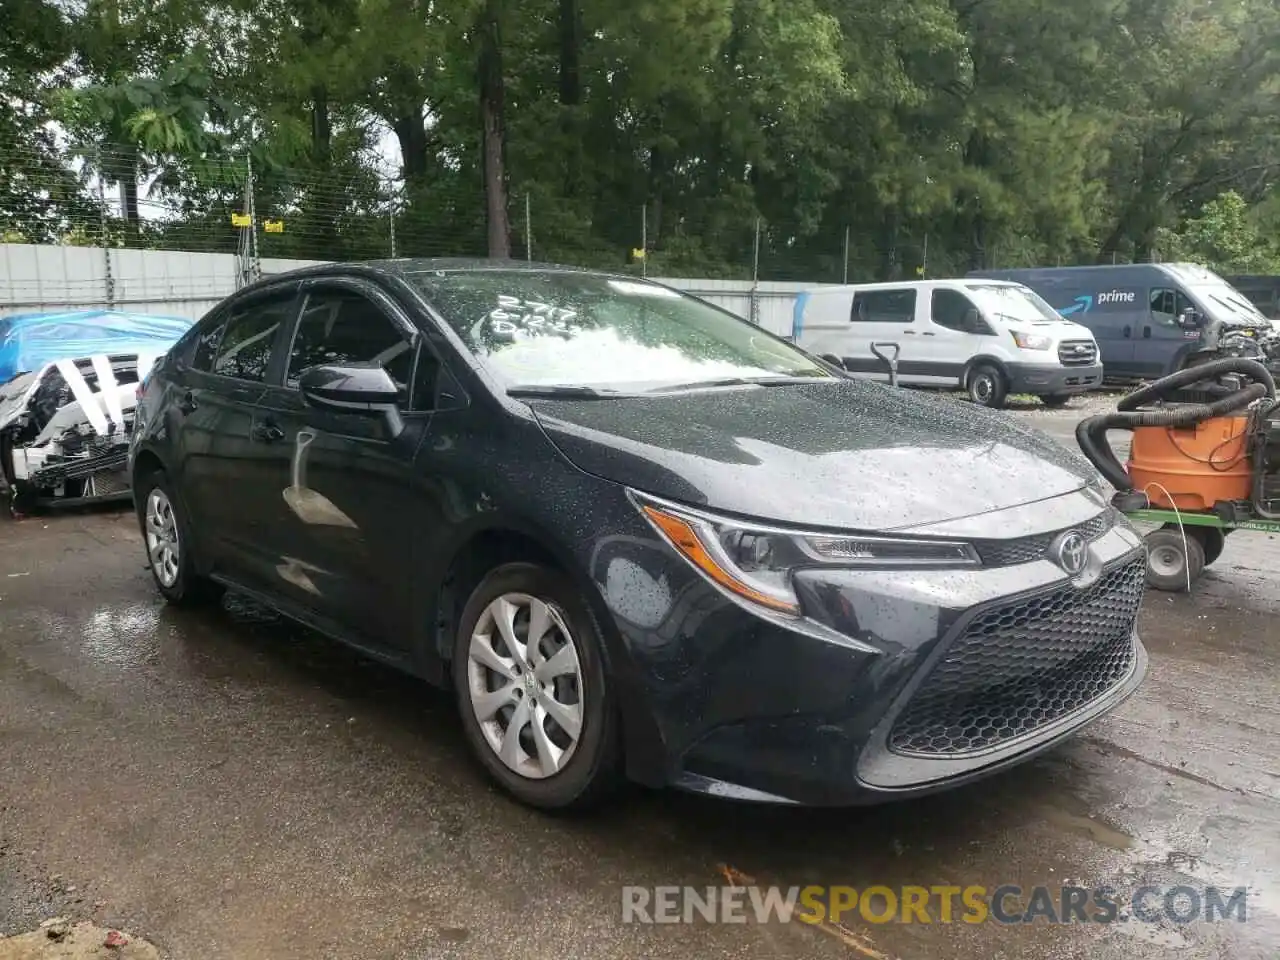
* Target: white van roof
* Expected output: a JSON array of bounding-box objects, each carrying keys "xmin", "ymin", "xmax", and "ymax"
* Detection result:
[{"xmin": 801, "ymin": 278, "xmax": 1026, "ymax": 295}]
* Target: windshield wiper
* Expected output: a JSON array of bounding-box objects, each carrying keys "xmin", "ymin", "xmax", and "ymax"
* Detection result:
[
  {"xmin": 506, "ymin": 384, "xmax": 617, "ymax": 399},
  {"xmin": 647, "ymin": 375, "xmax": 827, "ymax": 393}
]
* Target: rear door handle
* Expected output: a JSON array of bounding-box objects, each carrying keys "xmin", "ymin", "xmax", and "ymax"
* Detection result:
[
  {"xmin": 902, "ymin": 329, "xmax": 917, "ymax": 335},
  {"xmin": 251, "ymin": 420, "xmax": 285, "ymax": 443},
  {"xmin": 1122, "ymin": 326, "xmax": 1132, "ymax": 338},
  {"xmin": 921, "ymin": 331, "xmax": 936, "ymax": 336},
  {"xmin": 178, "ymin": 391, "xmax": 198, "ymax": 415},
  {"xmin": 1143, "ymin": 325, "xmax": 1152, "ymax": 338}
]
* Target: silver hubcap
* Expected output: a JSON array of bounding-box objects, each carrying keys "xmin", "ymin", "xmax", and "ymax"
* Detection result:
[
  {"xmin": 467, "ymin": 593, "xmax": 584, "ymax": 780},
  {"xmin": 972, "ymin": 374, "xmax": 993, "ymax": 402},
  {"xmin": 145, "ymin": 489, "xmax": 181, "ymax": 588},
  {"xmin": 1149, "ymin": 544, "xmax": 1185, "ymax": 577}
]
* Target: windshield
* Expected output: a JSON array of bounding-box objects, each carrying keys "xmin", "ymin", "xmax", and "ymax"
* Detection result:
[
  {"xmin": 407, "ymin": 270, "xmax": 833, "ymax": 390},
  {"xmin": 964, "ymin": 284, "xmax": 1064, "ymax": 325}
]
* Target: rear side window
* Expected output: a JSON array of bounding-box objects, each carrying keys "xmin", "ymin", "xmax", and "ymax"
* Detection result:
[
  {"xmin": 852, "ymin": 289, "xmax": 916, "ymax": 324},
  {"xmin": 286, "ymin": 289, "xmax": 415, "ymax": 400},
  {"xmin": 190, "ymin": 316, "xmax": 227, "ymax": 372},
  {"xmin": 212, "ymin": 294, "xmax": 294, "ymax": 382}
]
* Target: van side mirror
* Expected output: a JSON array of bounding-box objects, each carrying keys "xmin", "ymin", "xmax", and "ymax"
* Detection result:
[
  {"xmin": 1178, "ymin": 307, "xmax": 1203, "ymax": 329},
  {"xmin": 298, "ymin": 364, "xmax": 404, "ymax": 437}
]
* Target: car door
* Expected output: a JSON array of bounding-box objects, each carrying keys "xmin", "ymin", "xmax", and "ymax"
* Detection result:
[
  {"xmin": 847, "ymin": 288, "xmax": 921, "ymax": 381},
  {"xmin": 245, "ymin": 279, "xmax": 440, "ymax": 652},
  {"xmin": 919, "ymin": 287, "xmax": 995, "ymax": 382},
  {"xmin": 1141, "ymin": 286, "xmax": 1200, "ymax": 377},
  {"xmin": 171, "ymin": 287, "xmax": 298, "ymax": 575}
]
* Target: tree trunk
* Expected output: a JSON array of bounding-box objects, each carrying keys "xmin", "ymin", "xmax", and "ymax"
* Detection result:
[
  {"xmin": 879, "ymin": 211, "xmax": 900, "ymax": 280},
  {"xmin": 479, "ymin": 0, "xmax": 510, "ymax": 259},
  {"xmin": 311, "ymin": 84, "xmax": 331, "ymax": 165},
  {"xmin": 392, "ymin": 111, "xmax": 429, "ymax": 182},
  {"xmin": 558, "ymin": 0, "xmax": 581, "ymax": 106}
]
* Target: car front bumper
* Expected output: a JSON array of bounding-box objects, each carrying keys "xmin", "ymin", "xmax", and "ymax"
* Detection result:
[
  {"xmin": 1007, "ymin": 361, "xmax": 1103, "ymax": 396},
  {"xmin": 589, "ymin": 489, "xmax": 1148, "ymax": 806}
]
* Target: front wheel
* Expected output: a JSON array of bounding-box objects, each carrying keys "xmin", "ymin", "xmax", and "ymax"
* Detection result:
[
  {"xmin": 135, "ymin": 470, "xmax": 224, "ymax": 606},
  {"xmin": 966, "ymin": 363, "xmax": 1008, "ymax": 409},
  {"xmin": 452, "ymin": 562, "xmax": 621, "ymax": 811}
]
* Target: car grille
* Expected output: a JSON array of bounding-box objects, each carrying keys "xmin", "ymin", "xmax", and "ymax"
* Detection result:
[
  {"xmin": 973, "ymin": 509, "xmax": 1115, "ymax": 567},
  {"xmin": 887, "ymin": 555, "xmax": 1144, "ymax": 757},
  {"xmin": 1058, "ymin": 339, "xmax": 1098, "ymax": 366}
]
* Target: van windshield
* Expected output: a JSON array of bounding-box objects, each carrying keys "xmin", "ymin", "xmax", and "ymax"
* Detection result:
[
  {"xmin": 407, "ymin": 269, "xmax": 834, "ymax": 391},
  {"xmin": 964, "ymin": 284, "xmax": 1065, "ymax": 325}
]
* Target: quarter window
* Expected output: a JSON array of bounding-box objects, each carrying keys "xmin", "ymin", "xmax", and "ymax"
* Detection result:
[
  {"xmin": 287, "ymin": 290, "xmax": 416, "ymax": 401},
  {"xmin": 851, "ymin": 289, "xmax": 916, "ymax": 324},
  {"xmin": 211, "ymin": 294, "xmax": 294, "ymax": 382}
]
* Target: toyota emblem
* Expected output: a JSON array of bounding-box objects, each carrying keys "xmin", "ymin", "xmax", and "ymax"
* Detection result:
[{"xmin": 1049, "ymin": 530, "xmax": 1088, "ymax": 576}]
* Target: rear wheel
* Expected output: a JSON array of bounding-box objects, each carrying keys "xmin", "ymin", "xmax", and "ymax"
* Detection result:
[
  {"xmin": 135, "ymin": 470, "xmax": 223, "ymax": 606},
  {"xmin": 1040, "ymin": 394, "xmax": 1072, "ymax": 408},
  {"xmin": 966, "ymin": 363, "xmax": 1008, "ymax": 409},
  {"xmin": 1184, "ymin": 524, "xmax": 1227, "ymax": 567},
  {"xmin": 1144, "ymin": 528, "xmax": 1205, "ymax": 592},
  {"xmin": 452, "ymin": 562, "xmax": 621, "ymax": 811}
]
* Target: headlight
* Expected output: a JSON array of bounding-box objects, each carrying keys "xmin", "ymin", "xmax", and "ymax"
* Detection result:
[
  {"xmin": 630, "ymin": 491, "xmax": 980, "ymax": 617},
  {"xmin": 1010, "ymin": 331, "xmax": 1052, "ymax": 350}
]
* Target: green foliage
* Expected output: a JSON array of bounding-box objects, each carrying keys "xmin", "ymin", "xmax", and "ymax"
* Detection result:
[
  {"xmin": 1157, "ymin": 191, "xmax": 1280, "ymax": 273},
  {"xmin": 2, "ymin": 0, "xmax": 1280, "ymax": 279}
]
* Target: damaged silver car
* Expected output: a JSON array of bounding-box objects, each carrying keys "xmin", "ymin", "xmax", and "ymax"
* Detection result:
[{"xmin": 0, "ymin": 352, "xmax": 163, "ymax": 510}]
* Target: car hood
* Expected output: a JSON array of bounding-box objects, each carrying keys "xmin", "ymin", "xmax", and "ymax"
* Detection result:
[{"xmin": 527, "ymin": 380, "xmax": 1097, "ymax": 531}]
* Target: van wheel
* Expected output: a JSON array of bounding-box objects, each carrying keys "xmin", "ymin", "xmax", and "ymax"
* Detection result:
[
  {"xmin": 966, "ymin": 364, "xmax": 1008, "ymax": 409},
  {"xmin": 1040, "ymin": 394, "xmax": 1072, "ymax": 408}
]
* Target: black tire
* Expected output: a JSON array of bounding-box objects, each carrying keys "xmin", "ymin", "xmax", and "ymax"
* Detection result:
[
  {"xmin": 451, "ymin": 562, "xmax": 621, "ymax": 812},
  {"xmin": 1144, "ymin": 528, "xmax": 1205, "ymax": 592},
  {"xmin": 1040, "ymin": 394, "xmax": 1072, "ymax": 408},
  {"xmin": 134, "ymin": 469, "xmax": 224, "ymax": 606},
  {"xmin": 1184, "ymin": 524, "xmax": 1226, "ymax": 567},
  {"xmin": 966, "ymin": 363, "xmax": 1008, "ymax": 408}
]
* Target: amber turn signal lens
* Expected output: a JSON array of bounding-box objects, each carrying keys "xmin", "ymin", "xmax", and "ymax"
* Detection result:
[{"xmin": 641, "ymin": 505, "xmax": 800, "ymax": 615}]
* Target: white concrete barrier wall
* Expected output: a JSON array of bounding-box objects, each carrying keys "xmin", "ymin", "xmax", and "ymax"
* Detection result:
[{"xmin": 0, "ymin": 244, "xmax": 832, "ymax": 337}]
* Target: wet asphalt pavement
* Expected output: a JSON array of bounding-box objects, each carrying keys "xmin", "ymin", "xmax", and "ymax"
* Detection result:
[{"xmin": 1, "ymin": 405, "xmax": 1278, "ymax": 959}]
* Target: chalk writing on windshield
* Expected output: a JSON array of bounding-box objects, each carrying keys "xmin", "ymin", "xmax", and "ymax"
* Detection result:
[{"xmin": 485, "ymin": 296, "xmax": 579, "ymax": 337}]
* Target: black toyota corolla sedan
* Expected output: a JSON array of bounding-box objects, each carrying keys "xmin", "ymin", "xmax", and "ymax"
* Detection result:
[{"xmin": 129, "ymin": 259, "xmax": 1148, "ymax": 811}]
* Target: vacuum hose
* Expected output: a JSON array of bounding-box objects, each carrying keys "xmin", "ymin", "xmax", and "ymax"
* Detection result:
[{"xmin": 1075, "ymin": 358, "xmax": 1277, "ymax": 492}]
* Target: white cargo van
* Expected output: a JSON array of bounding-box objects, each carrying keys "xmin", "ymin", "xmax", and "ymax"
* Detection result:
[{"xmin": 792, "ymin": 279, "xmax": 1104, "ymax": 408}]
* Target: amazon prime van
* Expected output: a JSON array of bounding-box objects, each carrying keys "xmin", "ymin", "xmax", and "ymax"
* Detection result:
[
  {"xmin": 792, "ymin": 278, "xmax": 1102, "ymax": 408},
  {"xmin": 968, "ymin": 263, "xmax": 1274, "ymax": 380}
]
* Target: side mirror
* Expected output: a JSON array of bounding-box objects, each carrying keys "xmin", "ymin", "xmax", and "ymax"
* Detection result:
[
  {"xmin": 819, "ymin": 353, "xmax": 846, "ymax": 371},
  {"xmin": 298, "ymin": 364, "xmax": 404, "ymax": 437},
  {"xmin": 1178, "ymin": 307, "xmax": 1203, "ymax": 329}
]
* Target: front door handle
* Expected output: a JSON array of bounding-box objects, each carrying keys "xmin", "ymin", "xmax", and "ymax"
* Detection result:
[
  {"xmin": 921, "ymin": 331, "xmax": 936, "ymax": 336},
  {"xmin": 1123, "ymin": 325, "xmax": 1132, "ymax": 338},
  {"xmin": 901, "ymin": 329, "xmax": 917, "ymax": 335},
  {"xmin": 1143, "ymin": 325, "xmax": 1152, "ymax": 338},
  {"xmin": 251, "ymin": 420, "xmax": 285, "ymax": 443},
  {"xmin": 178, "ymin": 391, "xmax": 198, "ymax": 415}
]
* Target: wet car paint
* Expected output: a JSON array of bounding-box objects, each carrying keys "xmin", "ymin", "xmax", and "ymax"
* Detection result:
[
  {"xmin": 0, "ymin": 502, "xmax": 1276, "ymax": 960},
  {"xmin": 130, "ymin": 260, "xmax": 1146, "ymax": 806}
]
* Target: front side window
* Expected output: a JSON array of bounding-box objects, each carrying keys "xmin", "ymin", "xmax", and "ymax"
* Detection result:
[
  {"xmin": 851, "ymin": 289, "xmax": 916, "ymax": 324},
  {"xmin": 1150, "ymin": 287, "xmax": 1193, "ymax": 326},
  {"xmin": 190, "ymin": 315, "xmax": 228, "ymax": 372},
  {"xmin": 406, "ymin": 271, "xmax": 832, "ymax": 391},
  {"xmin": 287, "ymin": 290, "xmax": 416, "ymax": 400},
  {"xmin": 931, "ymin": 289, "xmax": 988, "ymax": 334},
  {"xmin": 211, "ymin": 294, "xmax": 294, "ymax": 382}
]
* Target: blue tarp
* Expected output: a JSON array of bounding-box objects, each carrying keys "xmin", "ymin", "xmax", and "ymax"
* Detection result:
[{"xmin": 0, "ymin": 310, "xmax": 194, "ymax": 382}]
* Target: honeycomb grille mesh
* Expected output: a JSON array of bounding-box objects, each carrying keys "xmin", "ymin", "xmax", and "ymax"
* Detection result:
[
  {"xmin": 974, "ymin": 510, "xmax": 1114, "ymax": 567},
  {"xmin": 888, "ymin": 557, "xmax": 1144, "ymax": 757}
]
